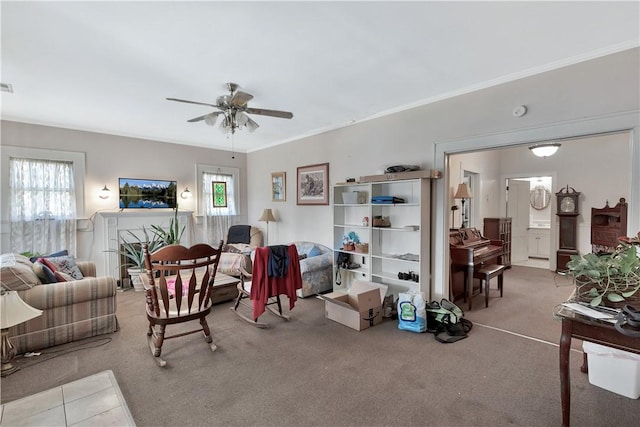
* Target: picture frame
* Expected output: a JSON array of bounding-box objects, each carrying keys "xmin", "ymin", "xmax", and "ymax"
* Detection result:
[
  {"xmin": 271, "ymin": 171, "xmax": 286, "ymax": 202},
  {"xmin": 297, "ymin": 163, "xmax": 329, "ymax": 205}
]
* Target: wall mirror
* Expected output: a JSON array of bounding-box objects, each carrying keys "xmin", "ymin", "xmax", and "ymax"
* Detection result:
[{"xmin": 530, "ymin": 185, "xmax": 551, "ymax": 210}]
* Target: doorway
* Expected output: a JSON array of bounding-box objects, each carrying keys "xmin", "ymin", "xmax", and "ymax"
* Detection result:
[{"xmin": 507, "ymin": 176, "xmax": 552, "ymax": 270}]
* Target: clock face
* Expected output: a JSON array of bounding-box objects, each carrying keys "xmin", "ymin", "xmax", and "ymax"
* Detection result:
[{"xmin": 560, "ymin": 196, "xmax": 575, "ymax": 213}]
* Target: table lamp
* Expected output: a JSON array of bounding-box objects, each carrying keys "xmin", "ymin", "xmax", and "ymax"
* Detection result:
[
  {"xmin": 454, "ymin": 183, "xmax": 473, "ymax": 228},
  {"xmin": 258, "ymin": 208, "xmax": 277, "ymax": 245},
  {"xmin": 1, "ymin": 290, "xmax": 43, "ymax": 377}
]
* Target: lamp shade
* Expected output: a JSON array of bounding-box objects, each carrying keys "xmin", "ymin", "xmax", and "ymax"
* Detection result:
[
  {"xmin": 258, "ymin": 208, "xmax": 277, "ymax": 223},
  {"xmin": 529, "ymin": 143, "xmax": 561, "ymax": 157},
  {"xmin": 0, "ymin": 291, "xmax": 42, "ymax": 329},
  {"xmin": 454, "ymin": 183, "xmax": 473, "ymax": 199}
]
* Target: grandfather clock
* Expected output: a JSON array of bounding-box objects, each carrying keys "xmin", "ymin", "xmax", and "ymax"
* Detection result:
[{"xmin": 556, "ymin": 185, "xmax": 580, "ymax": 272}]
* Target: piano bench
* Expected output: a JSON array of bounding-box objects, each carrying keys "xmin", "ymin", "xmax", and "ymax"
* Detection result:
[{"xmin": 473, "ymin": 264, "xmax": 506, "ymax": 308}]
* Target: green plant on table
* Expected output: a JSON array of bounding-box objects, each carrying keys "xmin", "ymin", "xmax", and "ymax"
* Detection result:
[{"xmin": 567, "ymin": 237, "xmax": 640, "ymax": 307}]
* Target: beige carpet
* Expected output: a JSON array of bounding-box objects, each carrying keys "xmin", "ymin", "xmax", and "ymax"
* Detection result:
[{"xmin": 1, "ymin": 266, "xmax": 638, "ymax": 427}]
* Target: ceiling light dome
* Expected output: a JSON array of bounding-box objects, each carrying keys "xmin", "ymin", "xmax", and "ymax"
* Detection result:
[{"xmin": 529, "ymin": 143, "xmax": 561, "ymax": 157}]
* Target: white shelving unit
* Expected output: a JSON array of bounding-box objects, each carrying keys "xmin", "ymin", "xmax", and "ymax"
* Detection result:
[{"xmin": 333, "ymin": 178, "xmax": 431, "ymax": 298}]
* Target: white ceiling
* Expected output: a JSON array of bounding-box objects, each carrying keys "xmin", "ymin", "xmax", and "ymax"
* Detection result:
[{"xmin": 2, "ymin": 1, "xmax": 638, "ymax": 153}]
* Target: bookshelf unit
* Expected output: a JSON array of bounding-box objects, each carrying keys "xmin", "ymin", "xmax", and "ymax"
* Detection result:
[{"xmin": 333, "ymin": 178, "xmax": 431, "ymax": 298}]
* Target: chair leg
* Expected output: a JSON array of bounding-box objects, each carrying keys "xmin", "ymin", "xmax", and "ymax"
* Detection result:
[
  {"xmin": 148, "ymin": 324, "xmax": 167, "ymax": 367},
  {"xmin": 200, "ymin": 317, "xmax": 217, "ymax": 352},
  {"xmin": 499, "ymin": 273, "xmax": 504, "ymax": 297},
  {"xmin": 485, "ymin": 275, "xmax": 490, "ymax": 308}
]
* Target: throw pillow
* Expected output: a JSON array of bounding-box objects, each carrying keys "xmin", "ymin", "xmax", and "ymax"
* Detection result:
[
  {"xmin": 307, "ymin": 245, "xmax": 322, "ymax": 258},
  {"xmin": 29, "ymin": 249, "xmax": 68, "ymax": 264},
  {"xmin": 54, "ymin": 271, "xmax": 74, "ymax": 282},
  {"xmin": 40, "ymin": 256, "xmax": 84, "ymax": 280},
  {"xmin": 32, "ymin": 261, "xmax": 57, "ymax": 284},
  {"xmin": 1, "ymin": 255, "xmax": 39, "ymax": 291}
]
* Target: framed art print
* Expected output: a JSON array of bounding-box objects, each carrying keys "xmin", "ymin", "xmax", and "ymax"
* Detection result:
[
  {"xmin": 271, "ymin": 171, "xmax": 286, "ymax": 202},
  {"xmin": 297, "ymin": 163, "xmax": 329, "ymax": 205}
]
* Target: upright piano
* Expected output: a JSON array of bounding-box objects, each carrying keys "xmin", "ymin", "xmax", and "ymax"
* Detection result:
[{"xmin": 449, "ymin": 227, "xmax": 503, "ymax": 310}]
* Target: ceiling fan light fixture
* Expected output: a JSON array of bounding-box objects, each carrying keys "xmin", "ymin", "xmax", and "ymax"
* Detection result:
[
  {"xmin": 204, "ymin": 113, "xmax": 218, "ymax": 126},
  {"xmin": 529, "ymin": 142, "xmax": 561, "ymax": 157}
]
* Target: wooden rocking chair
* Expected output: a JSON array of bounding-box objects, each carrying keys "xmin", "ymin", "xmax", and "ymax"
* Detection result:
[
  {"xmin": 143, "ymin": 242, "xmax": 223, "ymax": 366},
  {"xmin": 231, "ymin": 245, "xmax": 302, "ymax": 328}
]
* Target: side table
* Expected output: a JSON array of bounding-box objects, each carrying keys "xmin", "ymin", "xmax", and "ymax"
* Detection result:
[{"xmin": 555, "ymin": 305, "xmax": 640, "ymax": 427}]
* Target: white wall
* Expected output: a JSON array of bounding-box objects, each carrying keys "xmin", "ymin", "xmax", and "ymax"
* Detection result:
[
  {"xmin": 497, "ymin": 132, "xmax": 631, "ymax": 258},
  {"xmin": 0, "ymin": 122, "xmax": 248, "ymax": 261},
  {"xmin": 247, "ymin": 47, "xmax": 640, "ymax": 298},
  {"xmin": 1, "ymin": 48, "xmax": 638, "ymax": 300}
]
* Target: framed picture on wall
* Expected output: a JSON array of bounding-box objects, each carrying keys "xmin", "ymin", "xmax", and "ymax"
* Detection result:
[
  {"xmin": 297, "ymin": 163, "xmax": 329, "ymax": 205},
  {"xmin": 271, "ymin": 171, "xmax": 286, "ymax": 202}
]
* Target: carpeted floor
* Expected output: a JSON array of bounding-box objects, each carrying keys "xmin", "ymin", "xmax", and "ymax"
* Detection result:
[{"xmin": 1, "ymin": 266, "xmax": 638, "ymax": 426}]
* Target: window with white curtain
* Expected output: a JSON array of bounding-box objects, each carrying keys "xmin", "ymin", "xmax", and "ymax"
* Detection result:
[
  {"xmin": 9, "ymin": 157, "xmax": 78, "ymax": 255},
  {"xmin": 197, "ymin": 164, "xmax": 240, "ymax": 245}
]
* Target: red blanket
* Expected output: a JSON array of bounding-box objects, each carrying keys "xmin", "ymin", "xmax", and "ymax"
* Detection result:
[{"xmin": 250, "ymin": 245, "xmax": 302, "ymax": 320}]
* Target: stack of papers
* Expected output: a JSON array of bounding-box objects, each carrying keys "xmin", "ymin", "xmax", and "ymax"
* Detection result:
[{"xmin": 561, "ymin": 302, "xmax": 619, "ymax": 323}]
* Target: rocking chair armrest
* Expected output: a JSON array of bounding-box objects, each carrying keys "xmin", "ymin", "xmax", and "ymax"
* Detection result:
[{"xmin": 239, "ymin": 265, "xmax": 252, "ymax": 281}]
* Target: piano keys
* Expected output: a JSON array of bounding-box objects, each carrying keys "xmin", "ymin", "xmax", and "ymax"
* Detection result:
[{"xmin": 449, "ymin": 227, "xmax": 503, "ymax": 310}]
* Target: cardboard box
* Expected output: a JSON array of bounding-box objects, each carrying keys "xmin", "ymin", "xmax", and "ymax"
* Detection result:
[
  {"xmin": 321, "ymin": 280, "xmax": 388, "ymax": 331},
  {"xmin": 583, "ymin": 341, "xmax": 640, "ymax": 399}
]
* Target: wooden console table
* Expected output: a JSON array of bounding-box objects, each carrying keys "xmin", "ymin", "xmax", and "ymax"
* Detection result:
[{"xmin": 555, "ymin": 305, "xmax": 640, "ymax": 427}]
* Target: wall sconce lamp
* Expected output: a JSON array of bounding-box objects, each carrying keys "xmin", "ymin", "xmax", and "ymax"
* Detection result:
[
  {"xmin": 99, "ymin": 185, "xmax": 111, "ymax": 199},
  {"xmin": 454, "ymin": 183, "xmax": 473, "ymax": 228},
  {"xmin": 529, "ymin": 142, "xmax": 561, "ymax": 158},
  {"xmin": 258, "ymin": 208, "xmax": 278, "ymax": 245},
  {"xmin": 180, "ymin": 188, "xmax": 193, "ymax": 199},
  {"xmin": 1, "ymin": 290, "xmax": 43, "ymax": 376}
]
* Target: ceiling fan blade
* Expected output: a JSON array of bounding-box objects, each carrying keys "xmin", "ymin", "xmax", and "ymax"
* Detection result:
[
  {"xmin": 229, "ymin": 90, "xmax": 254, "ymax": 107},
  {"xmin": 245, "ymin": 107, "xmax": 293, "ymax": 119},
  {"xmin": 167, "ymin": 97, "xmax": 219, "ymax": 108}
]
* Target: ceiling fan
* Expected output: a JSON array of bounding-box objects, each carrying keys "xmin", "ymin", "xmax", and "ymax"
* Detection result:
[{"xmin": 167, "ymin": 82, "xmax": 293, "ymax": 134}]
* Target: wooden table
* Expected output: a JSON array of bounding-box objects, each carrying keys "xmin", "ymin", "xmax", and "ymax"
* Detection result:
[
  {"xmin": 211, "ymin": 272, "xmax": 241, "ymax": 304},
  {"xmin": 555, "ymin": 305, "xmax": 640, "ymax": 427}
]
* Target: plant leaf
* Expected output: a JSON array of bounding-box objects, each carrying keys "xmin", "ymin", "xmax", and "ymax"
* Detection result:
[
  {"xmin": 606, "ymin": 293, "xmax": 625, "ymax": 302},
  {"xmin": 590, "ymin": 295, "xmax": 603, "ymax": 307}
]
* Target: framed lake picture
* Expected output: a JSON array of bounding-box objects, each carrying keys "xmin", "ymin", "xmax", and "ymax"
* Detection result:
[
  {"xmin": 297, "ymin": 163, "xmax": 329, "ymax": 205},
  {"xmin": 271, "ymin": 171, "xmax": 286, "ymax": 202}
]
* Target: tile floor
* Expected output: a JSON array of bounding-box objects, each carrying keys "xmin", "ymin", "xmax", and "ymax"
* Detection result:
[{"xmin": 0, "ymin": 370, "xmax": 135, "ymax": 426}]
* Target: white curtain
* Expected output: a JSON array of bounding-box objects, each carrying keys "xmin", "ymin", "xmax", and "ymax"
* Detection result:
[
  {"xmin": 202, "ymin": 171, "xmax": 237, "ymax": 245},
  {"xmin": 9, "ymin": 158, "xmax": 77, "ymax": 256}
]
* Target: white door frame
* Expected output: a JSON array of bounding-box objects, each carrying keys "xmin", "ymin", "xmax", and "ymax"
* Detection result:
[{"xmin": 432, "ymin": 111, "xmax": 640, "ymax": 301}]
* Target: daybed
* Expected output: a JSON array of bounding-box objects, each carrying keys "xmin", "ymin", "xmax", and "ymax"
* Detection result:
[{"xmin": 0, "ymin": 253, "xmax": 119, "ymax": 354}]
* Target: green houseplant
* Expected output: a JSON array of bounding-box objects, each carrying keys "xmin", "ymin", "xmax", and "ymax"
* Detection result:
[
  {"xmin": 567, "ymin": 234, "xmax": 640, "ymax": 307},
  {"xmin": 106, "ymin": 227, "xmax": 164, "ymax": 291},
  {"xmin": 150, "ymin": 207, "xmax": 185, "ymax": 246}
]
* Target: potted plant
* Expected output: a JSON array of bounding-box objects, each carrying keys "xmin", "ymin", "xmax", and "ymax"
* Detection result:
[
  {"xmin": 151, "ymin": 207, "xmax": 185, "ymax": 246},
  {"xmin": 567, "ymin": 233, "xmax": 640, "ymax": 307},
  {"xmin": 107, "ymin": 227, "xmax": 163, "ymax": 292}
]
